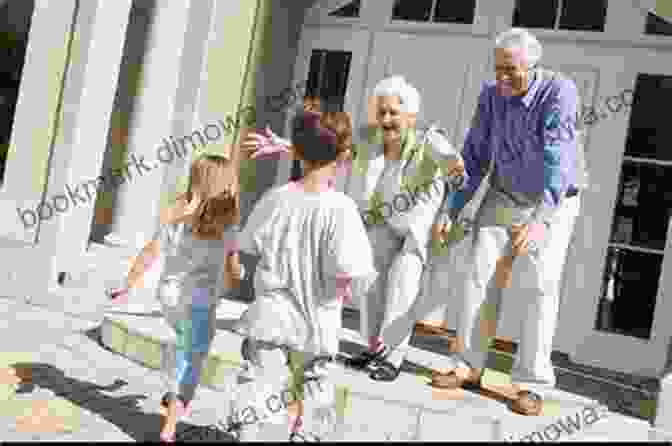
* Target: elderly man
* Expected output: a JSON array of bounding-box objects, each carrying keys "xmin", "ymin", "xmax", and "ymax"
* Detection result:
[{"xmin": 431, "ymin": 28, "xmax": 585, "ymax": 415}]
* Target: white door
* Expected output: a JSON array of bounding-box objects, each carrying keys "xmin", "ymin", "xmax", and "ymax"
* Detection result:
[
  {"xmin": 274, "ymin": 25, "xmax": 371, "ymax": 189},
  {"xmin": 537, "ymin": 43, "xmax": 672, "ymax": 378}
]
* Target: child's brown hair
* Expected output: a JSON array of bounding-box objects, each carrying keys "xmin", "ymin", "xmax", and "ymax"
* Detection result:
[
  {"xmin": 291, "ymin": 110, "xmax": 352, "ymax": 168},
  {"xmin": 182, "ymin": 153, "xmax": 240, "ymax": 238}
]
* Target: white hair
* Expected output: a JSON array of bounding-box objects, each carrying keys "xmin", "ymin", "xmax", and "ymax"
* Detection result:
[
  {"xmin": 494, "ymin": 28, "xmax": 542, "ymax": 67},
  {"xmin": 372, "ymin": 75, "xmax": 420, "ymax": 114}
]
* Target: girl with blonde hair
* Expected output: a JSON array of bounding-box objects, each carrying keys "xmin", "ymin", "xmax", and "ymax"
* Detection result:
[{"xmin": 107, "ymin": 153, "xmax": 246, "ymax": 442}]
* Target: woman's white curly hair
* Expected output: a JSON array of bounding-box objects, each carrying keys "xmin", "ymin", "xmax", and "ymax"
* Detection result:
[{"xmin": 372, "ymin": 75, "xmax": 420, "ymax": 114}]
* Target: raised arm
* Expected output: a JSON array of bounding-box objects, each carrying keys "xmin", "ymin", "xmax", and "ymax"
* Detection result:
[{"xmin": 240, "ymin": 126, "xmax": 293, "ymax": 161}]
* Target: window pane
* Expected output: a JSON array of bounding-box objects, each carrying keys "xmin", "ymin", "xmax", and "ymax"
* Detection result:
[
  {"xmin": 434, "ymin": 0, "xmax": 475, "ymax": 24},
  {"xmin": 595, "ymin": 247, "xmax": 662, "ymax": 340},
  {"xmin": 609, "ymin": 163, "xmax": 672, "ymax": 252},
  {"xmin": 392, "ymin": 0, "xmax": 433, "ymax": 22},
  {"xmin": 328, "ymin": 0, "xmax": 361, "ymax": 18},
  {"xmin": 646, "ymin": 12, "xmax": 672, "ymax": 36},
  {"xmin": 512, "ymin": 0, "xmax": 558, "ymax": 29},
  {"xmin": 624, "ymin": 74, "xmax": 672, "ymax": 161},
  {"xmin": 559, "ymin": 0, "xmax": 607, "ymax": 32},
  {"xmin": 305, "ymin": 49, "xmax": 352, "ymax": 112}
]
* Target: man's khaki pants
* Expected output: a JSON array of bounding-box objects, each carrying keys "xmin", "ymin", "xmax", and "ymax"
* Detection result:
[{"xmin": 458, "ymin": 196, "xmax": 580, "ymax": 389}]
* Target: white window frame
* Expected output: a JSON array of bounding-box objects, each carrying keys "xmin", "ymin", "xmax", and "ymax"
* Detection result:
[{"xmin": 511, "ymin": 0, "xmax": 607, "ymax": 33}]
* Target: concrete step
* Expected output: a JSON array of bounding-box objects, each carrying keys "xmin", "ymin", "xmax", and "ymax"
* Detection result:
[{"xmin": 97, "ymin": 299, "xmax": 664, "ymax": 441}]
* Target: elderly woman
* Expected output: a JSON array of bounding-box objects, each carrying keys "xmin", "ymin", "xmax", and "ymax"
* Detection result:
[{"xmin": 340, "ymin": 76, "xmax": 467, "ymax": 381}]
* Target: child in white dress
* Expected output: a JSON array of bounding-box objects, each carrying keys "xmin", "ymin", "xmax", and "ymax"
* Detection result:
[
  {"xmin": 230, "ymin": 111, "xmax": 376, "ymax": 441},
  {"xmin": 107, "ymin": 154, "xmax": 245, "ymax": 442}
]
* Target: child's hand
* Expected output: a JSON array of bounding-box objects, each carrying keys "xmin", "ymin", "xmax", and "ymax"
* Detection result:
[
  {"xmin": 241, "ymin": 126, "xmax": 291, "ymax": 160},
  {"xmin": 227, "ymin": 253, "xmax": 242, "ymax": 278},
  {"xmin": 224, "ymin": 251, "xmax": 244, "ymax": 289},
  {"xmin": 106, "ymin": 287, "xmax": 129, "ymax": 305},
  {"xmin": 335, "ymin": 276, "xmax": 353, "ymax": 305}
]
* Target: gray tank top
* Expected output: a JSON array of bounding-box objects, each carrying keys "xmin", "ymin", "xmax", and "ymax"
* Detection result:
[{"xmin": 155, "ymin": 223, "xmax": 239, "ymax": 308}]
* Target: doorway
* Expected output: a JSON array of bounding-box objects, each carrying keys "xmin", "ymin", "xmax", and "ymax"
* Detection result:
[{"xmin": 275, "ymin": 26, "xmax": 370, "ymax": 189}]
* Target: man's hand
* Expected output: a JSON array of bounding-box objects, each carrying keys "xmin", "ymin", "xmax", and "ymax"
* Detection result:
[
  {"xmin": 432, "ymin": 218, "xmax": 452, "ymax": 245},
  {"xmin": 510, "ymin": 222, "xmax": 546, "ymax": 256},
  {"xmin": 510, "ymin": 224, "xmax": 529, "ymax": 256}
]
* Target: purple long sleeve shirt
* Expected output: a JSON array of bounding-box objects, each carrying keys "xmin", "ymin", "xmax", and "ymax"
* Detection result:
[{"xmin": 459, "ymin": 70, "xmax": 580, "ymax": 224}]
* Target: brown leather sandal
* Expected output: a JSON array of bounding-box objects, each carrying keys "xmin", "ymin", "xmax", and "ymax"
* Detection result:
[
  {"xmin": 510, "ymin": 390, "xmax": 543, "ymax": 416},
  {"xmin": 430, "ymin": 370, "xmax": 482, "ymax": 390},
  {"xmin": 414, "ymin": 322, "xmax": 451, "ymax": 337},
  {"xmin": 431, "ymin": 370, "xmax": 460, "ymax": 389}
]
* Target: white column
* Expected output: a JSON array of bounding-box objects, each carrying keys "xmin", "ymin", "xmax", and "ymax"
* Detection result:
[
  {"xmin": 32, "ymin": 0, "xmax": 133, "ymax": 292},
  {"xmin": 105, "ymin": 0, "xmax": 193, "ymax": 249},
  {"xmin": 156, "ymin": 0, "xmax": 215, "ymax": 214},
  {"xmin": 0, "ymin": 0, "xmax": 77, "ymax": 243}
]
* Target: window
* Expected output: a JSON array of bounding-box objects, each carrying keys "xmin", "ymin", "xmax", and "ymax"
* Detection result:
[
  {"xmin": 328, "ymin": 0, "xmax": 361, "ymax": 18},
  {"xmin": 645, "ymin": 12, "xmax": 672, "ymax": 36},
  {"xmin": 391, "ymin": 0, "xmax": 476, "ymax": 24},
  {"xmin": 512, "ymin": 0, "xmax": 608, "ymax": 32},
  {"xmin": 305, "ymin": 49, "xmax": 352, "ymax": 113},
  {"xmin": 0, "ymin": 0, "xmax": 35, "ymax": 185}
]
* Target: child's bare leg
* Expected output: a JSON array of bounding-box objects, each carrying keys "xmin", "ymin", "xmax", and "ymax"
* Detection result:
[
  {"xmin": 287, "ymin": 398, "xmax": 304, "ymax": 419},
  {"xmin": 287, "ymin": 351, "xmax": 307, "ymax": 433},
  {"xmin": 160, "ymin": 397, "xmax": 179, "ymax": 442}
]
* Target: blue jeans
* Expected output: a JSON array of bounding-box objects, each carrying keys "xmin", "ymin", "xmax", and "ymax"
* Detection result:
[{"xmin": 163, "ymin": 295, "xmax": 217, "ymax": 403}]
